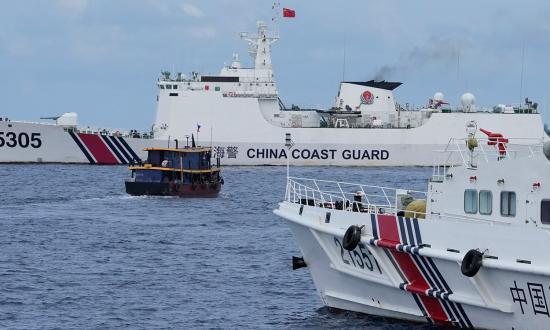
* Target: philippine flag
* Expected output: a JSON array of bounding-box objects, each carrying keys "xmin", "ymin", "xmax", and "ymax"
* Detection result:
[{"xmin": 197, "ymin": 124, "xmax": 201, "ymax": 132}]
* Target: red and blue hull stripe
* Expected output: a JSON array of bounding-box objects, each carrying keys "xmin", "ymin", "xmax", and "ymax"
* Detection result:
[
  {"xmin": 369, "ymin": 214, "xmax": 473, "ymax": 328},
  {"xmin": 69, "ymin": 132, "xmax": 141, "ymax": 165}
]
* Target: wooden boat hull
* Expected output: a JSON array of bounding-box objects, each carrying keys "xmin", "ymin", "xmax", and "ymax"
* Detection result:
[{"xmin": 125, "ymin": 181, "xmax": 221, "ymax": 198}]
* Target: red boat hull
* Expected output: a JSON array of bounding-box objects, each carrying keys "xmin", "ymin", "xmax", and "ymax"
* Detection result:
[{"xmin": 125, "ymin": 181, "xmax": 221, "ymax": 198}]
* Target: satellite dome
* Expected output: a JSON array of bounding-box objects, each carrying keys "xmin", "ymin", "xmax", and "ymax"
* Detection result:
[
  {"xmin": 461, "ymin": 93, "xmax": 476, "ymax": 112},
  {"xmin": 433, "ymin": 92, "xmax": 444, "ymax": 101}
]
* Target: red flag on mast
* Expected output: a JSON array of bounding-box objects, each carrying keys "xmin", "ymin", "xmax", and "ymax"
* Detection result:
[{"xmin": 283, "ymin": 8, "xmax": 295, "ymax": 17}]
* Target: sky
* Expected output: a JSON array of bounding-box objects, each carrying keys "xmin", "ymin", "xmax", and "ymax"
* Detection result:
[{"xmin": 1, "ymin": 0, "xmax": 550, "ymax": 129}]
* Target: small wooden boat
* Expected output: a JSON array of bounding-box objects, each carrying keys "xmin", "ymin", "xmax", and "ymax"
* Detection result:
[{"xmin": 125, "ymin": 146, "xmax": 223, "ymax": 197}]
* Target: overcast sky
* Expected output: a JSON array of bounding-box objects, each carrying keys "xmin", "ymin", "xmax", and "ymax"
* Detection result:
[{"xmin": 1, "ymin": 0, "xmax": 550, "ymax": 129}]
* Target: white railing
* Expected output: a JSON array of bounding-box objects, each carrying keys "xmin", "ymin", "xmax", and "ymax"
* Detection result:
[
  {"xmin": 285, "ymin": 177, "xmax": 427, "ymax": 216},
  {"xmin": 284, "ymin": 176, "xmax": 518, "ymax": 226},
  {"xmin": 431, "ymin": 137, "xmax": 543, "ymax": 182}
]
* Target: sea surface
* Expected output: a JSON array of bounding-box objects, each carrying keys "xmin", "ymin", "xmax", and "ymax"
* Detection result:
[{"xmin": 0, "ymin": 165, "xmax": 439, "ymax": 329}]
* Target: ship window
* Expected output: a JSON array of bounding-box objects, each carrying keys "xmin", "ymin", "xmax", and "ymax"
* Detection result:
[
  {"xmin": 166, "ymin": 85, "xmax": 172, "ymax": 89},
  {"xmin": 479, "ymin": 190, "xmax": 492, "ymax": 215},
  {"xmin": 173, "ymin": 85, "xmax": 177, "ymax": 89},
  {"xmin": 159, "ymin": 85, "xmax": 165, "ymax": 89},
  {"xmin": 500, "ymin": 191, "xmax": 516, "ymax": 217},
  {"xmin": 541, "ymin": 200, "xmax": 550, "ymax": 224},
  {"xmin": 464, "ymin": 189, "xmax": 478, "ymax": 214}
]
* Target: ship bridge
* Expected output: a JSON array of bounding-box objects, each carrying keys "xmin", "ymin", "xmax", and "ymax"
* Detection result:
[{"xmin": 155, "ymin": 21, "xmax": 278, "ymax": 97}]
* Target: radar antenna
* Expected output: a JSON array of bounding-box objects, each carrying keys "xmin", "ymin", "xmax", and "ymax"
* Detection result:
[{"xmin": 240, "ymin": 21, "xmax": 279, "ymax": 70}]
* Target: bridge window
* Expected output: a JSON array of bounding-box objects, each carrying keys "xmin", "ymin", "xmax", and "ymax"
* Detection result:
[
  {"xmin": 159, "ymin": 85, "xmax": 165, "ymax": 89},
  {"xmin": 173, "ymin": 85, "xmax": 178, "ymax": 89},
  {"xmin": 166, "ymin": 85, "xmax": 172, "ymax": 90},
  {"xmin": 500, "ymin": 191, "xmax": 516, "ymax": 217},
  {"xmin": 541, "ymin": 200, "xmax": 550, "ymax": 224},
  {"xmin": 464, "ymin": 189, "xmax": 478, "ymax": 214},
  {"xmin": 479, "ymin": 190, "xmax": 492, "ymax": 215}
]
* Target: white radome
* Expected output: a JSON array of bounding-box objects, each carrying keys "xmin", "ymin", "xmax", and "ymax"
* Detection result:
[
  {"xmin": 433, "ymin": 92, "xmax": 445, "ymax": 101},
  {"xmin": 461, "ymin": 92, "xmax": 476, "ymax": 112}
]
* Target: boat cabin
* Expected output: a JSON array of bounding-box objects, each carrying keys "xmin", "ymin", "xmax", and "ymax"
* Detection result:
[{"xmin": 126, "ymin": 146, "xmax": 223, "ymax": 197}]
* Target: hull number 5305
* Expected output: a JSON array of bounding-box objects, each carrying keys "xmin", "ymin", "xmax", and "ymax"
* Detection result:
[{"xmin": 0, "ymin": 132, "xmax": 42, "ymax": 148}]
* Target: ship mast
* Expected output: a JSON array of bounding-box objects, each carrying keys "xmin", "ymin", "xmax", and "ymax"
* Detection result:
[{"xmin": 240, "ymin": 21, "xmax": 279, "ymax": 80}]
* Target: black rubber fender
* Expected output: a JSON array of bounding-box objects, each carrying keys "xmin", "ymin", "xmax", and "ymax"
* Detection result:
[
  {"xmin": 343, "ymin": 225, "xmax": 362, "ymax": 251},
  {"xmin": 461, "ymin": 249, "xmax": 483, "ymax": 277}
]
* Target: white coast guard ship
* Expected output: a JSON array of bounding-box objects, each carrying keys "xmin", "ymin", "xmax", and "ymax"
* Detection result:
[
  {"xmin": 152, "ymin": 21, "xmax": 544, "ymax": 166},
  {"xmin": 274, "ymin": 124, "xmax": 550, "ymax": 328},
  {"xmin": 0, "ymin": 21, "xmax": 545, "ymax": 165},
  {"xmin": 0, "ymin": 113, "xmax": 166, "ymax": 164}
]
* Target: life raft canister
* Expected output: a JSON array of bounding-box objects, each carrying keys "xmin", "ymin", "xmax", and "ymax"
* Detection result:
[
  {"xmin": 343, "ymin": 225, "xmax": 362, "ymax": 251},
  {"xmin": 461, "ymin": 249, "xmax": 483, "ymax": 277}
]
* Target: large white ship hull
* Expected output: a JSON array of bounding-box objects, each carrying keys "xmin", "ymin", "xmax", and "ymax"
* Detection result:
[
  {"xmin": 0, "ymin": 121, "xmax": 168, "ymax": 164},
  {"xmin": 276, "ymin": 201, "xmax": 550, "ymax": 329},
  {"xmin": 2, "ymin": 21, "xmax": 544, "ymax": 166},
  {"xmin": 159, "ymin": 102, "xmax": 545, "ymax": 165},
  {"xmin": 0, "ymin": 111, "xmax": 544, "ymax": 165}
]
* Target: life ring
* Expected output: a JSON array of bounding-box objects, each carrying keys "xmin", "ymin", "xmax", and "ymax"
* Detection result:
[
  {"xmin": 461, "ymin": 249, "xmax": 483, "ymax": 277},
  {"xmin": 343, "ymin": 225, "xmax": 362, "ymax": 251}
]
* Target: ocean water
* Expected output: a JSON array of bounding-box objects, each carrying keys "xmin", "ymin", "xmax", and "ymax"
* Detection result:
[{"xmin": 0, "ymin": 164, "xmax": 439, "ymax": 329}]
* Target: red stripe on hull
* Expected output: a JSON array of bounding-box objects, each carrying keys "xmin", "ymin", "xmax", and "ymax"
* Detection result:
[
  {"xmin": 419, "ymin": 296, "xmax": 450, "ymax": 324},
  {"xmin": 377, "ymin": 214, "xmax": 401, "ymax": 243},
  {"xmin": 78, "ymin": 134, "xmax": 119, "ymax": 164},
  {"xmin": 374, "ymin": 239, "xmax": 399, "ymax": 249},
  {"xmin": 391, "ymin": 251, "xmax": 429, "ymax": 291},
  {"xmin": 377, "ymin": 214, "xmax": 450, "ymax": 325}
]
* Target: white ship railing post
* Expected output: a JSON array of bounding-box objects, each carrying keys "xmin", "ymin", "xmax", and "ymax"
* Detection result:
[{"xmin": 284, "ymin": 133, "xmax": 294, "ymax": 201}]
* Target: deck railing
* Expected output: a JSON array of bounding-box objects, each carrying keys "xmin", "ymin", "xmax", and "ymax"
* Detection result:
[
  {"xmin": 285, "ymin": 177, "xmax": 427, "ymax": 216},
  {"xmin": 431, "ymin": 137, "xmax": 543, "ymax": 182},
  {"xmin": 284, "ymin": 176, "xmax": 519, "ymax": 225}
]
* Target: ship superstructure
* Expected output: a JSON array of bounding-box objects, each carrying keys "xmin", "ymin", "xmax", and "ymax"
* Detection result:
[
  {"xmin": 0, "ymin": 21, "xmax": 545, "ymax": 165},
  {"xmin": 152, "ymin": 21, "xmax": 545, "ymax": 166}
]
